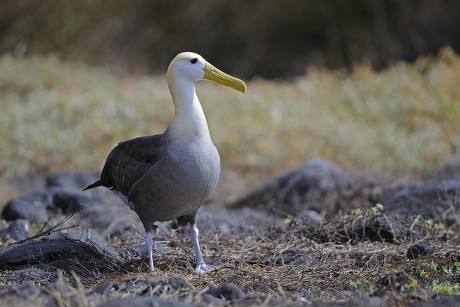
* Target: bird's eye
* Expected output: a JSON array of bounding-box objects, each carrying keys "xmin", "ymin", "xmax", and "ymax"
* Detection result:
[{"xmin": 190, "ymin": 58, "xmax": 198, "ymax": 64}]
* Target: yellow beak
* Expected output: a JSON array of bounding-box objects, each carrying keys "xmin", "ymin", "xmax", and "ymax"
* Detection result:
[{"xmin": 203, "ymin": 62, "xmax": 247, "ymax": 93}]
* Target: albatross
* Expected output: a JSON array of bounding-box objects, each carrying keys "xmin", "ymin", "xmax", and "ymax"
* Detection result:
[{"xmin": 84, "ymin": 52, "xmax": 246, "ymax": 273}]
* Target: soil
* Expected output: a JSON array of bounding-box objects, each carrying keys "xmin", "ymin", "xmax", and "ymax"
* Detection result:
[{"xmin": 0, "ymin": 160, "xmax": 459, "ymax": 306}]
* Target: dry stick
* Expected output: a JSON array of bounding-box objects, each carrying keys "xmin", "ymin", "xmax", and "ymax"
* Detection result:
[{"xmin": 26, "ymin": 212, "xmax": 83, "ymax": 242}]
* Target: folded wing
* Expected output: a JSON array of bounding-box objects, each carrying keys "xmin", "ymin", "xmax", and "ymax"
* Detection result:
[{"xmin": 84, "ymin": 134, "xmax": 167, "ymax": 196}]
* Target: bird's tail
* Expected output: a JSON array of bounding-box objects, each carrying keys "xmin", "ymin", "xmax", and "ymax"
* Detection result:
[{"xmin": 83, "ymin": 180, "xmax": 102, "ymax": 191}]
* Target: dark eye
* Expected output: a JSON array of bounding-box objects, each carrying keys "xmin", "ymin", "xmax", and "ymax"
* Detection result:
[{"xmin": 190, "ymin": 58, "xmax": 198, "ymax": 64}]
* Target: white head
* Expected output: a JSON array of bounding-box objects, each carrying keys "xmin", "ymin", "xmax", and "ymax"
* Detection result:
[
  {"xmin": 167, "ymin": 52, "xmax": 246, "ymax": 93},
  {"xmin": 167, "ymin": 52, "xmax": 206, "ymax": 83}
]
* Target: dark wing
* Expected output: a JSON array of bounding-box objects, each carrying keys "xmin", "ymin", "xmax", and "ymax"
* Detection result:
[{"xmin": 84, "ymin": 134, "xmax": 167, "ymax": 195}]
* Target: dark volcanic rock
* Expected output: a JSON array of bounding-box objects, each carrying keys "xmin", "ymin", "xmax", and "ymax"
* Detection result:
[
  {"xmin": 230, "ymin": 159, "xmax": 375, "ymax": 216},
  {"xmin": 46, "ymin": 171, "xmax": 99, "ymax": 190},
  {"xmin": 411, "ymin": 295, "xmax": 460, "ymax": 307},
  {"xmin": 203, "ymin": 283, "xmax": 246, "ymax": 304},
  {"xmin": 0, "ymin": 233, "xmax": 120, "ymax": 270},
  {"xmin": 0, "ymin": 267, "xmax": 58, "ymax": 286},
  {"xmin": 113, "ymin": 277, "xmax": 190, "ymax": 297},
  {"xmin": 2, "ymin": 190, "xmax": 51, "ymax": 223},
  {"xmin": 98, "ymin": 297, "xmax": 192, "ymax": 307},
  {"xmin": 1, "ymin": 186, "xmax": 92, "ymax": 224},
  {"xmin": 197, "ymin": 207, "xmax": 284, "ymax": 234},
  {"xmin": 86, "ymin": 282, "xmax": 113, "ymax": 296},
  {"xmin": 50, "ymin": 187, "xmax": 92, "ymax": 214},
  {"xmin": 407, "ymin": 244, "xmax": 432, "ymax": 260},
  {"xmin": 0, "ymin": 281, "xmax": 53, "ymax": 305},
  {"xmin": 0, "ymin": 219, "xmax": 30, "ymax": 241},
  {"xmin": 379, "ymin": 177, "xmax": 460, "ymax": 221},
  {"xmin": 314, "ymin": 295, "xmax": 384, "ymax": 307}
]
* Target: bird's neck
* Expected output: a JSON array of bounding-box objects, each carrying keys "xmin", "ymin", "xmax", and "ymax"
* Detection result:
[{"xmin": 167, "ymin": 79, "xmax": 212, "ymax": 142}]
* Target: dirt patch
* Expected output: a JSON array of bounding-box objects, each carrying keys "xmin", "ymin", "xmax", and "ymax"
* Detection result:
[{"xmin": 0, "ymin": 163, "xmax": 459, "ymax": 306}]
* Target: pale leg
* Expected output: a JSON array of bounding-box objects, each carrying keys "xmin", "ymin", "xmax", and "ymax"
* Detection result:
[
  {"xmin": 146, "ymin": 231, "xmax": 154, "ymax": 271},
  {"xmin": 190, "ymin": 223, "xmax": 209, "ymax": 274}
]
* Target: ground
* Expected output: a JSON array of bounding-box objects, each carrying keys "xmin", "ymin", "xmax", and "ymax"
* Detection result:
[{"xmin": 0, "ymin": 162, "xmax": 458, "ymax": 306}]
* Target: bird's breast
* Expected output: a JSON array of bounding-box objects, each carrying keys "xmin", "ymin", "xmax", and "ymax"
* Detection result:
[
  {"xmin": 163, "ymin": 140, "xmax": 221, "ymax": 196},
  {"xmin": 128, "ymin": 138, "xmax": 221, "ymax": 222}
]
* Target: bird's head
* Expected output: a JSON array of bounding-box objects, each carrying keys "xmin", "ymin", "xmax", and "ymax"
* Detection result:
[{"xmin": 167, "ymin": 52, "xmax": 246, "ymax": 93}]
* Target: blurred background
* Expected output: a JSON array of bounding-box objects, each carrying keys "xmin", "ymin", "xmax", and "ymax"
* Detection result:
[
  {"xmin": 2, "ymin": 0, "xmax": 460, "ymax": 79},
  {"xmin": 1, "ymin": 0, "xmax": 460, "ymax": 201}
]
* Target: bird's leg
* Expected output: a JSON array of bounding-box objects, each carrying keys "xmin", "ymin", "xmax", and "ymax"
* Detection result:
[
  {"xmin": 146, "ymin": 231, "xmax": 154, "ymax": 271},
  {"xmin": 189, "ymin": 223, "xmax": 209, "ymax": 274}
]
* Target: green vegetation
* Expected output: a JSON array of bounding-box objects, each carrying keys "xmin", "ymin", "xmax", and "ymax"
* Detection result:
[
  {"xmin": 455, "ymin": 262, "xmax": 460, "ymax": 274},
  {"xmin": 1, "ymin": 48, "xmax": 460, "ymax": 179},
  {"xmin": 405, "ymin": 261, "xmax": 460, "ymax": 296},
  {"xmin": 342, "ymin": 203, "xmax": 383, "ymax": 220},
  {"xmin": 429, "ymin": 280, "xmax": 460, "ymax": 296}
]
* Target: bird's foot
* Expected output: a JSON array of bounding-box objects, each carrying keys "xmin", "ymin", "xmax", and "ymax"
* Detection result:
[{"xmin": 195, "ymin": 262, "xmax": 210, "ymax": 274}]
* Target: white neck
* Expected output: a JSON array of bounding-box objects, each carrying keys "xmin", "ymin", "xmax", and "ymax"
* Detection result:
[{"xmin": 166, "ymin": 76, "xmax": 211, "ymax": 142}]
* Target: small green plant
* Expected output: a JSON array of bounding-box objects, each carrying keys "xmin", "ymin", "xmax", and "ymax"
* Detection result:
[
  {"xmin": 350, "ymin": 208, "xmax": 363, "ymax": 217},
  {"xmin": 343, "ymin": 204, "xmax": 384, "ymax": 221},
  {"xmin": 441, "ymin": 264, "xmax": 452, "ymax": 275},
  {"xmin": 433, "ymin": 222, "xmax": 445, "ymax": 230},
  {"xmin": 428, "ymin": 260, "xmax": 438, "ymax": 272},
  {"xmin": 454, "ymin": 262, "xmax": 460, "ymax": 274},
  {"xmin": 424, "ymin": 219, "xmax": 433, "ymax": 229},
  {"xmin": 284, "ymin": 216, "xmax": 293, "ymax": 225},
  {"xmin": 429, "ymin": 280, "xmax": 460, "ymax": 296},
  {"xmin": 348, "ymin": 280, "xmax": 359, "ymax": 289},
  {"xmin": 368, "ymin": 203, "xmax": 383, "ymax": 216},
  {"xmin": 401, "ymin": 280, "xmax": 418, "ymax": 293},
  {"xmin": 423, "ymin": 219, "xmax": 446, "ymax": 230},
  {"xmin": 411, "ymin": 267, "xmax": 429, "ymax": 278}
]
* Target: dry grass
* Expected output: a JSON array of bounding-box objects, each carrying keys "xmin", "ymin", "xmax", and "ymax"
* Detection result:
[
  {"xmin": 1, "ymin": 47, "xmax": 460, "ymax": 182},
  {"xmin": 62, "ymin": 212, "xmax": 459, "ymax": 305},
  {"xmin": 0, "ymin": 209, "xmax": 458, "ymax": 306}
]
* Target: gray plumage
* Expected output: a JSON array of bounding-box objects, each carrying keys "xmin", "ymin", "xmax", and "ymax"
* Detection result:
[{"xmin": 84, "ymin": 52, "xmax": 246, "ymax": 273}]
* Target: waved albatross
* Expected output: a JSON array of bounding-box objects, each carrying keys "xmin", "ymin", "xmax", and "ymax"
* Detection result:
[{"xmin": 84, "ymin": 52, "xmax": 246, "ymax": 273}]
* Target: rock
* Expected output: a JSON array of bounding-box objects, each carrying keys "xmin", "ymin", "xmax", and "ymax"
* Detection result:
[
  {"xmin": 86, "ymin": 282, "xmax": 113, "ymax": 296},
  {"xmin": 3, "ymin": 219, "xmax": 30, "ymax": 241},
  {"xmin": 2, "ymin": 190, "xmax": 51, "ymax": 223},
  {"xmin": 1, "ymin": 186, "xmax": 92, "ymax": 225},
  {"xmin": 0, "ymin": 281, "xmax": 49, "ymax": 303},
  {"xmin": 411, "ymin": 295, "xmax": 460, "ymax": 307},
  {"xmin": 197, "ymin": 207, "xmax": 284, "ymax": 234},
  {"xmin": 407, "ymin": 244, "xmax": 432, "ymax": 260},
  {"xmin": 61, "ymin": 229, "xmax": 108, "ymax": 245},
  {"xmin": 233, "ymin": 295, "xmax": 286, "ymax": 306},
  {"xmin": 113, "ymin": 277, "xmax": 190, "ymax": 297},
  {"xmin": 374, "ymin": 272, "xmax": 410, "ymax": 296},
  {"xmin": 98, "ymin": 297, "xmax": 192, "ymax": 307},
  {"xmin": 379, "ymin": 177, "xmax": 460, "ymax": 222},
  {"xmin": 203, "ymin": 284, "xmax": 246, "ymax": 304},
  {"xmin": 50, "ymin": 187, "xmax": 92, "ymax": 214},
  {"xmin": 230, "ymin": 159, "xmax": 375, "ymax": 216},
  {"xmin": 46, "ymin": 171, "xmax": 99, "ymax": 190},
  {"xmin": 0, "ymin": 234, "xmax": 121, "ymax": 270},
  {"xmin": 79, "ymin": 193, "xmax": 139, "ymax": 235},
  {"xmin": 316, "ymin": 295, "xmax": 384, "ymax": 307},
  {"xmin": 0, "ymin": 267, "xmax": 57, "ymax": 287}
]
